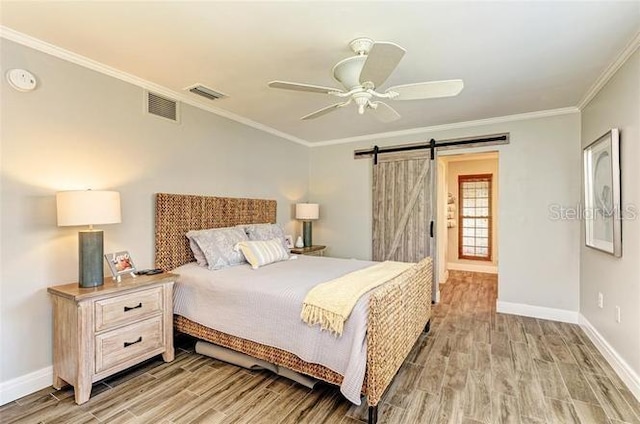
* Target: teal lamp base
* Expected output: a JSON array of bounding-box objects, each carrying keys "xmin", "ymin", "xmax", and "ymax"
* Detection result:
[
  {"xmin": 303, "ymin": 221, "xmax": 313, "ymax": 247},
  {"xmin": 79, "ymin": 230, "xmax": 104, "ymax": 288}
]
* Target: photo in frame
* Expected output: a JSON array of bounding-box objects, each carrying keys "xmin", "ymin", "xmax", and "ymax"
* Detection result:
[
  {"xmin": 284, "ymin": 235, "xmax": 294, "ymax": 249},
  {"xmin": 105, "ymin": 251, "xmax": 137, "ymax": 281},
  {"xmin": 583, "ymin": 128, "xmax": 621, "ymax": 257}
]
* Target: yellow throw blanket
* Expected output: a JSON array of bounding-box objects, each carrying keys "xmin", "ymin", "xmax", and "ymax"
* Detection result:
[{"xmin": 301, "ymin": 261, "xmax": 413, "ymax": 336}]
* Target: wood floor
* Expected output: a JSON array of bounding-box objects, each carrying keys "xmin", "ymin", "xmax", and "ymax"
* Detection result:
[{"xmin": 2, "ymin": 271, "xmax": 639, "ymax": 424}]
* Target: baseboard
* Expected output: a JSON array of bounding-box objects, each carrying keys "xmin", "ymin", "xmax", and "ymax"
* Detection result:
[
  {"xmin": 579, "ymin": 314, "xmax": 640, "ymax": 401},
  {"xmin": 0, "ymin": 366, "xmax": 52, "ymax": 406},
  {"xmin": 496, "ymin": 300, "xmax": 579, "ymax": 323},
  {"xmin": 447, "ymin": 262, "xmax": 498, "ymax": 274},
  {"xmin": 438, "ymin": 270, "xmax": 450, "ymax": 285}
]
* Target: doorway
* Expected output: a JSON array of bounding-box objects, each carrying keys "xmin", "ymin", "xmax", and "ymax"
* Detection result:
[
  {"xmin": 436, "ymin": 151, "xmax": 499, "ymax": 293},
  {"xmin": 360, "ymin": 135, "xmax": 507, "ymax": 304}
]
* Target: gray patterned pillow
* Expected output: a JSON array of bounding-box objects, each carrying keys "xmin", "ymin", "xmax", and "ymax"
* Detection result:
[
  {"xmin": 188, "ymin": 227, "xmax": 249, "ymax": 270},
  {"xmin": 244, "ymin": 223, "xmax": 288, "ymax": 251},
  {"xmin": 186, "ymin": 236, "xmax": 208, "ymax": 267}
]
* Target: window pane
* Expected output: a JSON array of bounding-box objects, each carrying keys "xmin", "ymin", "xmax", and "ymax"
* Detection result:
[{"xmin": 459, "ymin": 175, "xmax": 492, "ymax": 260}]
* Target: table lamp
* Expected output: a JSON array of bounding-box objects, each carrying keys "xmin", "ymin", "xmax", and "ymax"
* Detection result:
[
  {"xmin": 295, "ymin": 203, "xmax": 319, "ymax": 247},
  {"xmin": 56, "ymin": 190, "xmax": 121, "ymax": 288}
]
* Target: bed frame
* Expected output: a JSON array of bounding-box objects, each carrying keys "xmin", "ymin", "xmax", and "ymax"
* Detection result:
[{"xmin": 154, "ymin": 193, "xmax": 432, "ymax": 424}]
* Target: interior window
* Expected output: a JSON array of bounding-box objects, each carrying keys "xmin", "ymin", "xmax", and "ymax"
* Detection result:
[{"xmin": 458, "ymin": 174, "xmax": 492, "ymax": 261}]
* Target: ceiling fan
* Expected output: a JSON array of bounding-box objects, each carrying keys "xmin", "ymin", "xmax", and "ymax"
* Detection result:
[{"xmin": 268, "ymin": 37, "xmax": 463, "ymax": 122}]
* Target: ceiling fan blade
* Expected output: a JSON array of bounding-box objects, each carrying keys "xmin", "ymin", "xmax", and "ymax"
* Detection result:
[
  {"xmin": 387, "ymin": 79, "xmax": 464, "ymax": 100},
  {"xmin": 370, "ymin": 101, "xmax": 401, "ymax": 123},
  {"xmin": 268, "ymin": 81, "xmax": 343, "ymax": 94},
  {"xmin": 359, "ymin": 42, "xmax": 406, "ymax": 88},
  {"xmin": 301, "ymin": 103, "xmax": 346, "ymax": 120}
]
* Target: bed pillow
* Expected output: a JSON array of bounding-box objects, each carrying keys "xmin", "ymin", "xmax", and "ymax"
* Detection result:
[
  {"xmin": 188, "ymin": 227, "xmax": 249, "ymax": 270},
  {"xmin": 186, "ymin": 234, "xmax": 208, "ymax": 267},
  {"xmin": 244, "ymin": 223, "xmax": 288, "ymax": 250},
  {"xmin": 235, "ymin": 239, "xmax": 290, "ymax": 269}
]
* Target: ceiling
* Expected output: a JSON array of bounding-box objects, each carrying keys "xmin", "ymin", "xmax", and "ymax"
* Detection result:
[{"xmin": 1, "ymin": 2, "xmax": 639, "ymax": 144}]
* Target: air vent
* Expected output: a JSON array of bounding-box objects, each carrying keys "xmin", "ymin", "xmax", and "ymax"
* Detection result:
[
  {"xmin": 186, "ymin": 84, "xmax": 227, "ymax": 101},
  {"xmin": 146, "ymin": 91, "xmax": 179, "ymax": 122}
]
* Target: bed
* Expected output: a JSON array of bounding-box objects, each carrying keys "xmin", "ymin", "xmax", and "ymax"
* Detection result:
[{"xmin": 154, "ymin": 193, "xmax": 432, "ymax": 424}]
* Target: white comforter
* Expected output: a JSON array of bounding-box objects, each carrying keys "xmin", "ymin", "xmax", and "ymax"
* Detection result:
[{"xmin": 173, "ymin": 255, "xmax": 375, "ymax": 404}]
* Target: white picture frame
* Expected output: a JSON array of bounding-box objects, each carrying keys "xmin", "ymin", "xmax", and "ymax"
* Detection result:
[
  {"xmin": 284, "ymin": 235, "xmax": 294, "ymax": 249},
  {"xmin": 105, "ymin": 251, "xmax": 137, "ymax": 282},
  {"xmin": 583, "ymin": 129, "xmax": 622, "ymax": 257}
]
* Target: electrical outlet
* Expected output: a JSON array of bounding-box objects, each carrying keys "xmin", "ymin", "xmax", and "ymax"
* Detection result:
[
  {"xmin": 598, "ymin": 292, "xmax": 604, "ymax": 309},
  {"xmin": 615, "ymin": 306, "xmax": 621, "ymax": 323}
]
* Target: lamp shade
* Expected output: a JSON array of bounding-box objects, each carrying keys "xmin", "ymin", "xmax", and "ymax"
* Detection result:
[
  {"xmin": 295, "ymin": 203, "xmax": 319, "ymax": 220},
  {"xmin": 56, "ymin": 190, "xmax": 121, "ymax": 227}
]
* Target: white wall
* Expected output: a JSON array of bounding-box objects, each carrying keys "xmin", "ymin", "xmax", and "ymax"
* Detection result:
[
  {"xmin": 0, "ymin": 40, "xmax": 309, "ymax": 389},
  {"xmin": 309, "ymin": 112, "xmax": 581, "ymax": 314},
  {"xmin": 580, "ymin": 49, "xmax": 640, "ymax": 380}
]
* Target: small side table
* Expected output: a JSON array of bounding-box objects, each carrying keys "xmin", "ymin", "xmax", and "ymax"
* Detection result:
[
  {"xmin": 48, "ymin": 272, "xmax": 177, "ymax": 404},
  {"xmin": 290, "ymin": 245, "xmax": 327, "ymax": 256}
]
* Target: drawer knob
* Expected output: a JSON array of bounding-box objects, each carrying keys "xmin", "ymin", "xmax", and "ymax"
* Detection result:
[
  {"xmin": 124, "ymin": 337, "xmax": 143, "ymax": 348},
  {"xmin": 124, "ymin": 303, "xmax": 143, "ymax": 312}
]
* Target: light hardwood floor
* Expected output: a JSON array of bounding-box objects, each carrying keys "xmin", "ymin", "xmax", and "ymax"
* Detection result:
[{"xmin": 2, "ymin": 271, "xmax": 639, "ymax": 423}]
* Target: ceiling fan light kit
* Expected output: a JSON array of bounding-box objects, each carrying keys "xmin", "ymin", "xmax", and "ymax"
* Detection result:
[{"xmin": 268, "ymin": 37, "xmax": 464, "ymax": 122}]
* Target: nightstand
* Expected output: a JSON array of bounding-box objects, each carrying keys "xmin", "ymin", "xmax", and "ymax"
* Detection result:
[
  {"xmin": 290, "ymin": 245, "xmax": 327, "ymax": 256},
  {"xmin": 48, "ymin": 272, "xmax": 176, "ymax": 404}
]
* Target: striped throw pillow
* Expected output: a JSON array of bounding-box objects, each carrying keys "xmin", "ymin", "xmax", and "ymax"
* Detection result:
[{"xmin": 235, "ymin": 239, "xmax": 289, "ymax": 269}]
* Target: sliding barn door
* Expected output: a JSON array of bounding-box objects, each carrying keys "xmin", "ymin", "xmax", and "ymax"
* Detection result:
[{"xmin": 372, "ymin": 155, "xmax": 434, "ymax": 264}]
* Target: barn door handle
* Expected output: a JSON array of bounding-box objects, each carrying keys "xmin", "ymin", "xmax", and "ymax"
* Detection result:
[{"xmin": 430, "ymin": 221, "xmax": 434, "ymax": 237}]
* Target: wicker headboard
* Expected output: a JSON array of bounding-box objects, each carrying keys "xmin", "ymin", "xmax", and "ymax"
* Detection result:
[{"xmin": 154, "ymin": 193, "xmax": 277, "ymax": 271}]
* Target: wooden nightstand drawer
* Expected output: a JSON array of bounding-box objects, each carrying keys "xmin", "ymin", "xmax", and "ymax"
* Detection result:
[
  {"xmin": 49, "ymin": 273, "xmax": 175, "ymax": 404},
  {"xmin": 95, "ymin": 287, "xmax": 162, "ymax": 332},
  {"xmin": 95, "ymin": 315, "xmax": 163, "ymax": 374}
]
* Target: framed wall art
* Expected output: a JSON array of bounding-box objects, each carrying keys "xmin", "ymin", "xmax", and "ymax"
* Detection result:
[{"xmin": 583, "ymin": 128, "xmax": 621, "ymax": 257}]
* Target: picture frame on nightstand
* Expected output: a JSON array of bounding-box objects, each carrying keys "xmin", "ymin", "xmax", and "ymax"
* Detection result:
[
  {"xmin": 284, "ymin": 235, "xmax": 294, "ymax": 249},
  {"xmin": 105, "ymin": 251, "xmax": 137, "ymax": 282}
]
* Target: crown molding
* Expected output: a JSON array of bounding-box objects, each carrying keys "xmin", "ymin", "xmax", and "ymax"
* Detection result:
[
  {"xmin": 578, "ymin": 31, "xmax": 640, "ymax": 110},
  {"xmin": 4, "ymin": 24, "xmax": 633, "ymax": 148},
  {"xmin": 310, "ymin": 107, "xmax": 579, "ymax": 147},
  {"xmin": 0, "ymin": 26, "xmax": 311, "ymax": 147}
]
